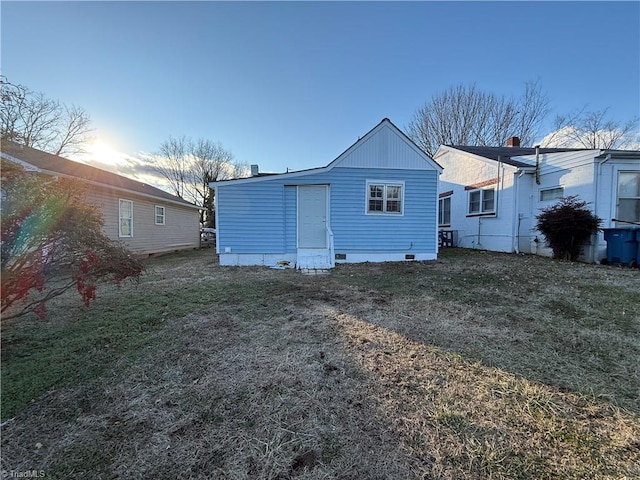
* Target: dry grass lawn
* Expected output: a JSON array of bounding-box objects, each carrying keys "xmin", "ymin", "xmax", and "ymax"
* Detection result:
[{"xmin": 1, "ymin": 248, "xmax": 639, "ymax": 479}]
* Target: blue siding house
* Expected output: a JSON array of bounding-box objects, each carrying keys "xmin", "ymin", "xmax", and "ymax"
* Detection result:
[{"xmin": 212, "ymin": 118, "xmax": 443, "ymax": 269}]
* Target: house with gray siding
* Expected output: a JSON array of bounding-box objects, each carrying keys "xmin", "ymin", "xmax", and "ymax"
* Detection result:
[
  {"xmin": 434, "ymin": 138, "xmax": 640, "ymax": 263},
  {"xmin": 1, "ymin": 140, "xmax": 201, "ymax": 256},
  {"xmin": 212, "ymin": 118, "xmax": 443, "ymax": 269}
]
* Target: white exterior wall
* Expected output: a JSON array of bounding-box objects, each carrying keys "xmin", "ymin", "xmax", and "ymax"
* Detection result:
[
  {"xmin": 439, "ymin": 147, "xmax": 640, "ymax": 263},
  {"xmin": 523, "ymin": 151, "xmax": 597, "ymax": 258},
  {"xmin": 438, "ymin": 150, "xmax": 519, "ymax": 252},
  {"xmin": 506, "ymin": 151, "xmax": 639, "ymax": 263}
]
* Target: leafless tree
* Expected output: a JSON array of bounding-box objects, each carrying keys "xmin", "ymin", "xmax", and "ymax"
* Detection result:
[
  {"xmin": 407, "ymin": 81, "xmax": 550, "ymax": 156},
  {"xmin": 541, "ymin": 107, "xmax": 639, "ymax": 149},
  {"xmin": 190, "ymin": 138, "xmax": 239, "ymax": 226},
  {"xmin": 0, "ymin": 76, "xmax": 93, "ymax": 156},
  {"xmin": 154, "ymin": 136, "xmax": 245, "ymax": 225},
  {"xmin": 155, "ymin": 136, "xmax": 190, "ymax": 199}
]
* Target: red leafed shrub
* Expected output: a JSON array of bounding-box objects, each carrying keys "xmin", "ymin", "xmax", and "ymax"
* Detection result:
[
  {"xmin": 1, "ymin": 159, "xmax": 145, "ymax": 321},
  {"xmin": 535, "ymin": 195, "xmax": 602, "ymax": 261}
]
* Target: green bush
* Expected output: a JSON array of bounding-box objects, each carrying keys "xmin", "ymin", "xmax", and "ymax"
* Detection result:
[{"xmin": 535, "ymin": 196, "xmax": 602, "ymax": 261}]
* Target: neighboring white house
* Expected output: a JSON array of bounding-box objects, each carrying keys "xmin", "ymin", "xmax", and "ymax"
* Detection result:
[
  {"xmin": 1, "ymin": 140, "xmax": 202, "ymax": 256},
  {"xmin": 212, "ymin": 118, "xmax": 443, "ymax": 269},
  {"xmin": 434, "ymin": 138, "xmax": 640, "ymax": 263}
]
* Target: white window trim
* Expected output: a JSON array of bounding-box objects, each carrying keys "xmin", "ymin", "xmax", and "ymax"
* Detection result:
[
  {"xmin": 365, "ymin": 180, "xmax": 405, "ymax": 216},
  {"xmin": 539, "ymin": 186, "xmax": 564, "ymax": 202},
  {"xmin": 439, "ymin": 195, "xmax": 451, "ymax": 226},
  {"xmin": 119, "ymin": 199, "xmax": 133, "ymax": 238},
  {"xmin": 155, "ymin": 205, "xmax": 166, "ymax": 225},
  {"xmin": 467, "ymin": 188, "xmax": 495, "ymax": 216}
]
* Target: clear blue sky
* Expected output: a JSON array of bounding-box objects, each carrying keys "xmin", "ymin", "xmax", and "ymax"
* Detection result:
[{"xmin": 2, "ymin": 1, "xmax": 639, "ymax": 174}]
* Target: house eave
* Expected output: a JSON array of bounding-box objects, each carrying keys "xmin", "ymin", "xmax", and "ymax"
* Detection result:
[
  {"xmin": 211, "ymin": 118, "xmax": 442, "ymax": 189},
  {"xmin": 436, "ymin": 145, "xmax": 524, "ymax": 171},
  {"xmin": 2, "ymin": 148, "xmax": 200, "ymax": 210},
  {"xmin": 0, "ymin": 152, "xmax": 42, "ymax": 172}
]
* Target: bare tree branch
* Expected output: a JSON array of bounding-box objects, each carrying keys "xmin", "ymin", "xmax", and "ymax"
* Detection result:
[
  {"xmin": 1, "ymin": 76, "xmax": 93, "ymax": 156},
  {"xmin": 542, "ymin": 107, "xmax": 639, "ymax": 149},
  {"xmin": 154, "ymin": 136, "xmax": 245, "ymax": 225},
  {"xmin": 407, "ymin": 81, "xmax": 550, "ymax": 156},
  {"xmin": 155, "ymin": 136, "xmax": 190, "ymax": 199}
]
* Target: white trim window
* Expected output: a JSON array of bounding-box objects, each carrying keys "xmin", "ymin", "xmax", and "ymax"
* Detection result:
[
  {"xmin": 155, "ymin": 205, "xmax": 166, "ymax": 225},
  {"xmin": 617, "ymin": 171, "xmax": 640, "ymax": 224},
  {"xmin": 439, "ymin": 196, "xmax": 451, "ymax": 226},
  {"xmin": 119, "ymin": 199, "xmax": 133, "ymax": 237},
  {"xmin": 467, "ymin": 188, "xmax": 495, "ymax": 215},
  {"xmin": 540, "ymin": 187, "xmax": 564, "ymax": 201},
  {"xmin": 366, "ymin": 181, "xmax": 404, "ymax": 215}
]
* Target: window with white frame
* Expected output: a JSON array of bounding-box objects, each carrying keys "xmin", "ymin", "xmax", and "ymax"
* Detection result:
[
  {"xmin": 540, "ymin": 187, "xmax": 564, "ymax": 201},
  {"xmin": 439, "ymin": 196, "xmax": 451, "ymax": 226},
  {"xmin": 119, "ymin": 199, "xmax": 133, "ymax": 237},
  {"xmin": 155, "ymin": 205, "xmax": 166, "ymax": 225},
  {"xmin": 367, "ymin": 182, "xmax": 403, "ymax": 214},
  {"xmin": 467, "ymin": 188, "xmax": 495, "ymax": 215},
  {"xmin": 617, "ymin": 172, "xmax": 640, "ymax": 224}
]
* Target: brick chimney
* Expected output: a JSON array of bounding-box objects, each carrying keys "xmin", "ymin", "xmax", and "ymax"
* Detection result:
[{"xmin": 506, "ymin": 136, "xmax": 520, "ymax": 147}]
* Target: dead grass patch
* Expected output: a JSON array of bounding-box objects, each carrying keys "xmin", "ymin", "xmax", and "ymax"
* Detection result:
[{"xmin": 2, "ymin": 248, "xmax": 639, "ymax": 479}]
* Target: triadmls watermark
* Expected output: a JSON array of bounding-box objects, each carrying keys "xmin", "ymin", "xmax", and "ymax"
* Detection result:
[{"xmin": 2, "ymin": 470, "xmax": 46, "ymax": 478}]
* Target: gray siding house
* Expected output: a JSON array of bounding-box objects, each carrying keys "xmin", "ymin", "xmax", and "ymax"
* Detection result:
[{"xmin": 1, "ymin": 141, "xmax": 201, "ymax": 256}]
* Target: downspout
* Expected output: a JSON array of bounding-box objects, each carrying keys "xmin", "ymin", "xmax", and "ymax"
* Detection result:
[
  {"xmin": 535, "ymin": 145, "xmax": 541, "ymax": 185},
  {"xmin": 496, "ymin": 155, "xmax": 501, "ymax": 219},
  {"xmin": 513, "ymin": 170, "xmax": 520, "ymax": 253},
  {"xmin": 593, "ymin": 153, "xmax": 612, "ymax": 263},
  {"xmin": 213, "ymin": 184, "xmax": 220, "ymax": 255}
]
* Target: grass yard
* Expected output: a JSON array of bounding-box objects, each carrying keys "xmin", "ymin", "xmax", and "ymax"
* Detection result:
[{"xmin": 1, "ymin": 248, "xmax": 639, "ymax": 479}]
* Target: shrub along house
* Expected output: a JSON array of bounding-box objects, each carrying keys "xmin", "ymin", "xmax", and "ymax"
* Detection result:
[
  {"xmin": 1, "ymin": 140, "xmax": 201, "ymax": 256},
  {"xmin": 212, "ymin": 118, "xmax": 443, "ymax": 269},
  {"xmin": 434, "ymin": 138, "xmax": 640, "ymax": 263}
]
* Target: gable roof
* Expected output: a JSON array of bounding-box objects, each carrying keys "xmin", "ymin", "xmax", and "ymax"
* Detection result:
[
  {"xmin": 446, "ymin": 145, "xmax": 583, "ymax": 168},
  {"xmin": 327, "ymin": 118, "xmax": 443, "ymax": 171},
  {"xmin": 1, "ymin": 140, "xmax": 199, "ymax": 209},
  {"xmin": 213, "ymin": 118, "xmax": 441, "ymax": 187}
]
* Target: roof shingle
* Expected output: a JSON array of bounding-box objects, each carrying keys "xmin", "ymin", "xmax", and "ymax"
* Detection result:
[
  {"xmin": 448, "ymin": 145, "xmax": 583, "ymax": 167},
  {"xmin": 1, "ymin": 141, "xmax": 197, "ymax": 208}
]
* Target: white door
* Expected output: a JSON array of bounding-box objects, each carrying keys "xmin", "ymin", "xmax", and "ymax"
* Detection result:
[{"xmin": 298, "ymin": 186, "xmax": 327, "ymax": 248}]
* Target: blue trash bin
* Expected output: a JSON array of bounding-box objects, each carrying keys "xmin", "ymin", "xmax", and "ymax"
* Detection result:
[{"xmin": 603, "ymin": 228, "xmax": 639, "ymax": 266}]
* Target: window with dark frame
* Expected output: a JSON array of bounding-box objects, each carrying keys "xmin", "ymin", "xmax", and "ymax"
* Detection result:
[{"xmin": 540, "ymin": 187, "xmax": 564, "ymax": 201}]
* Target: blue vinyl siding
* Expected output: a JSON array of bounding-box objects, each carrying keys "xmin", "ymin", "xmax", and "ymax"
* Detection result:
[
  {"xmin": 216, "ymin": 167, "xmax": 438, "ymax": 255},
  {"xmin": 216, "ymin": 182, "xmax": 286, "ymax": 253},
  {"xmin": 284, "ymin": 186, "xmax": 297, "ymax": 252}
]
